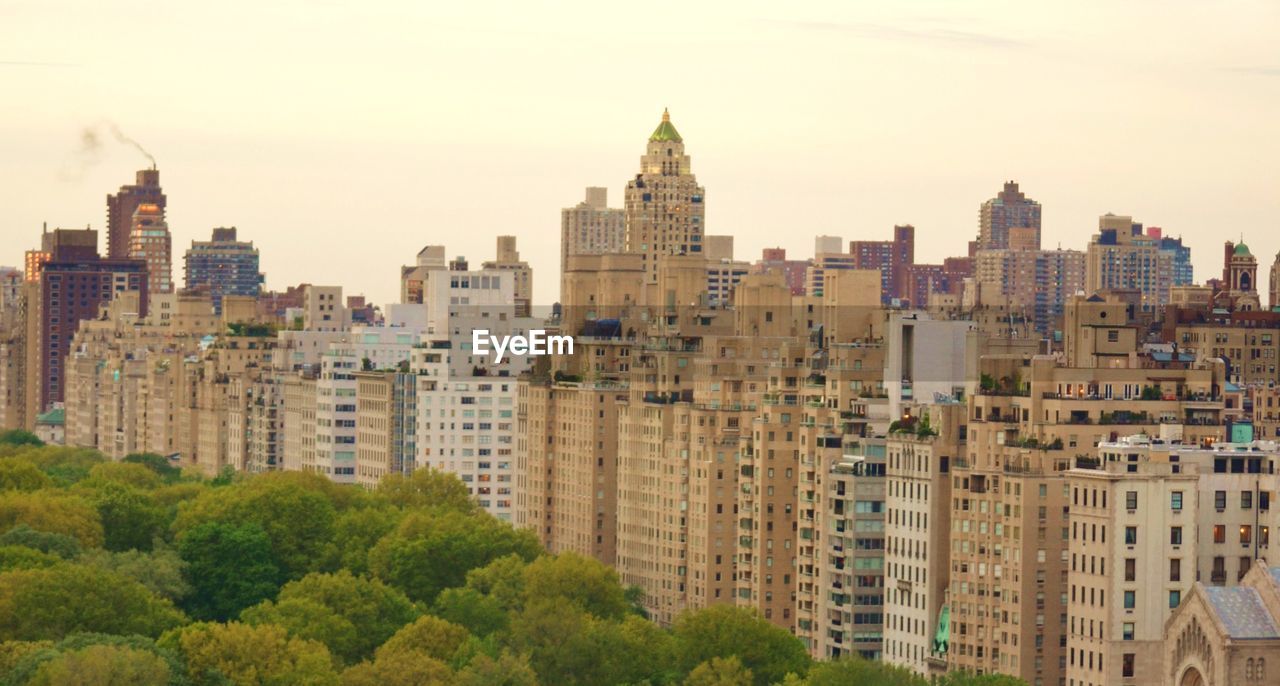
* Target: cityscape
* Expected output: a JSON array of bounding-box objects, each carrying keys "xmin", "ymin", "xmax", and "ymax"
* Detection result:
[{"xmin": 2, "ymin": 106, "xmax": 1280, "ymax": 685}]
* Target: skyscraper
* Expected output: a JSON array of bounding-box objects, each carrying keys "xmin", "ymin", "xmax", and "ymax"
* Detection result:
[
  {"xmin": 128, "ymin": 202, "xmax": 173, "ymax": 296},
  {"xmin": 1085, "ymin": 214, "xmax": 1176, "ymax": 310},
  {"xmin": 978, "ymin": 181, "xmax": 1041, "ymax": 251},
  {"xmin": 107, "ymin": 169, "xmax": 165, "ymax": 259},
  {"xmin": 560, "ymin": 187, "xmax": 625, "ymax": 286},
  {"xmin": 624, "ymin": 109, "xmax": 706, "ymax": 282},
  {"xmin": 184, "ymin": 227, "xmax": 264, "ymax": 314}
]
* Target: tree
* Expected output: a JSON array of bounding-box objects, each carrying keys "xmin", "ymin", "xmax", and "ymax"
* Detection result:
[
  {"xmin": 161, "ymin": 621, "xmax": 339, "ymax": 686},
  {"xmin": 323, "ymin": 505, "xmax": 402, "ymax": 575},
  {"xmin": 0, "ymin": 460, "xmax": 53, "ymax": 492},
  {"xmin": 803, "ymin": 656, "xmax": 923, "ymax": 686},
  {"xmin": 82, "ymin": 461, "xmax": 165, "ymax": 490},
  {"xmin": 507, "ymin": 600, "xmax": 673, "ymax": 686},
  {"xmin": 82, "ymin": 482, "xmax": 169, "ymax": 551},
  {"xmin": 0, "ymin": 524, "xmax": 82, "ymax": 559},
  {"xmin": 431, "ymin": 587, "xmax": 508, "ymax": 637},
  {"xmin": 686, "ymin": 656, "xmax": 755, "ymax": 686},
  {"xmin": 462, "ymin": 554, "xmax": 528, "ymax": 611},
  {"xmin": 0, "ymin": 430, "xmax": 43, "ymax": 447},
  {"xmin": 123, "ymin": 452, "xmax": 184, "ymax": 483},
  {"xmin": 80, "ymin": 547, "xmax": 190, "ymax": 603},
  {"xmin": 240, "ymin": 570, "xmax": 419, "ymax": 665},
  {"xmin": 26, "ymin": 643, "xmax": 173, "ymax": 685},
  {"xmin": 0, "ymin": 492, "xmax": 103, "ymax": 547},
  {"xmin": 15, "ymin": 447, "xmax": 105, "ymax": 486},
  {"xmin": 0, "ymin": 545, "xmax": 62, "ymax": 572},
  {"xmin": 177, "ymin": 521, "xmax": 281, "ymax": 621},
  {"xmin": 452, "ymin": 651, "xmax": 539, "ymax": 686},
  {"xmin": 0, "ymin": 565, "xmax": 186, "ymax": 640},
  {"xmin": 339, "ymin": 651, "xmax": 453, "ymax": 686},
  {"xmin": 2, "ymin": 633, "xmax": 185, "ymax": 686},
  {"xmin": 172, "ymin": 473, "xmax": 338, "ymax": 579},
  {"xmin": 368, "ymin": 510, "xmax": 541, "ymax": 604},
  {"xmin": 522, "ymin": 552, "xmax": 631, "ymax": 620},
  {"xmin": 376, "ymin": 468, "xmax": 478, "ymax": 514},
  {"xmin": 376, "ymin": 614, "xmax": 470, "ymax": 663},
  {"xmin": 672, "ymin": 605, "xmax": 811, "ymax": 686}
]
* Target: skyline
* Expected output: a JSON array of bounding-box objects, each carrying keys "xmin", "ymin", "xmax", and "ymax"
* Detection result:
[{"xmin": 4, "ymin": 0, "xmax": 1279, "ymax": 305}]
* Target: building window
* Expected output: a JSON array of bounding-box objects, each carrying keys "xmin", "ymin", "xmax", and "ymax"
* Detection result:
[
  {"xmin": 1171, "ymin": 491, "xmax": 1183, "ymax": 511},
  {"xmin": 1216, "ymin": 491, "xmax": 1227, "ymax": 509},
  {"xmin": 1171, "ymin": 527, "xmax": 1183, "ymax": 545},
  {"xmin": 1169, "ymin": 590, "xmax": 1181, "ymax": 608},
  {"xmin": 1214, "ymin": 525, "xmax": 1226, "ymax": 544},
  {"xmin": 1242, "ymin": 525, "xmax": 1253, "ymax": 545},
  {"xmin": 1170, "ymin": 558, "xmax": 1181, "ymax": 582},
  {"xmin": 1243, "ymin": 491, "xmax": 1254, "ymax": 510},
  {"xmin": 1122, "ymin": 622, "xmax": 1135, "ymax": 641},
  {"xmin": 1124, "ymin": 591, "xmax": 1136, "ymax": 609},
  {"xmin": 1125, "ymin": 527, "xmax": 1137, "ymax": 545},
  {"xmin": 1125, "ymin": 558, "xmax": 1136, "ymax": 582},
  {"xmin": 1123, "ymin": 653, "xmax": 1135, "ymax": 677},
  {"xmin": 1126, "ymin": 491, "xmax": 1138, "ymax": 509}
]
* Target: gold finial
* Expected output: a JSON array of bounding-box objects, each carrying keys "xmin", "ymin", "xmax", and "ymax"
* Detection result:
[{"xmin": 662, "ymin": 107, "xmax": 670, "ymax": 122}]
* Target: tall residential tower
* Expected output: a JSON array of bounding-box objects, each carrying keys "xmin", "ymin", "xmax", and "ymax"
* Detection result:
[{"xmin": 624, "ymin": 109, "xmax": 706, "ymax": 282}]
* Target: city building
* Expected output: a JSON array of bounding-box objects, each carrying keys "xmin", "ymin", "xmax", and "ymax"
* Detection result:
[
  {"xmin": 752, "ymin": 248, "xmax": 808, "ymax": 295},
  {"xmin": 1085, "ymin": 214, "xmax": 1178, "ymax": 311},
  {"xmin": 106, "ymin": 168, "xmax": 165, "ymax": 260},
  {"xmin": 560, "ymin": 187, "xmax": 626, "ymax": 285},
  {"xmin": 128, "ymin": 202, "xmax": 173, "ymax": 296},
  {"xmin": 624, "ymin": 109, "xmax": 706, "ymax": 282},
  {"xmin": 482, "ymin": 236, "xmax": 533, "ymax": 318},
  {"xmin": 184, "ymin": 227, "xmax": 264, "ymax": 313},
  {"xmin": 978, "ymin": 181, "xmax": 1042, "ymax": 252}
]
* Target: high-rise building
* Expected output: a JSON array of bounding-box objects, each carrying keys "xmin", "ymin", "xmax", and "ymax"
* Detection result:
[
  {"xmin": 1271, "ymin": 251, "xmax": 1280, "ymax": 311},
  {"xmin": 978, "ymin": 181, "xmax": 1042, "ymax": 251},
  {"xmin": 560, "ymin": 187, "xmax": 626, "ymax": 290},
  {"xmin": 973, "ymin": 247, "xmax": 1087, "ymax": 335},
  {"xmin": 107, "ymin": 169, "xmax": 165, "ymax": 260},
  {"xmin": 32, "ymin": 229, "xmax": 148, "ymax": 413},
  {"xmin": 624, "ymin": 109, "xmax": 706, "ymax": 282},
  {"xmin": 184, "ymin": 227, "xmax": 264, "ymax": 314},
  {"xmin": 1085, "ymin": 214, "xmax": 1177, "ymax": 311},
  {"xmin": 482, "ymin": 236, "xmax": 533, "ymax": 317},
  {"xmin": 752, "ymin": 248, "xmax": 808, "ymax": 295},
  {"xmin": 128, "ymin": 202, "xmax": 173, "ymax": 296}
]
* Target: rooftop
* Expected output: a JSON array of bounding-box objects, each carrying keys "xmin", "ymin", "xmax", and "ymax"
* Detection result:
[
  {"xmin": 1204, "ymin": 586, "xmax": 1280, "ymax": 639},
  {"xmin": 649, "ymin": 108, "xmax": 682, "ymax": 143}
]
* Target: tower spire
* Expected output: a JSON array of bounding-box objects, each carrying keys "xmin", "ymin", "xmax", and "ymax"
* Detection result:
[{"xmin": 662, "ymin": 107, "xmax": 670, "ymax": 122}]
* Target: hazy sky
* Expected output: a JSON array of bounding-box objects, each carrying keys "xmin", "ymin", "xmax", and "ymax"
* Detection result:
[{"xmin": 4, "ymin": 0, "xmax": 1278, "ymax": 306}]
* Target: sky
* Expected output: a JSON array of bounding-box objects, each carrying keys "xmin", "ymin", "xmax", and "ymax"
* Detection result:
[{"xmin": 3, "ymin": 0, "xmax": 1278, "ymax": 307}]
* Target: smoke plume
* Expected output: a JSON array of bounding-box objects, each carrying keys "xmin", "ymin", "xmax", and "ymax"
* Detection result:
[{"xmin": 59, "ymin": 121, "xmax": 156, "ymax": 181}]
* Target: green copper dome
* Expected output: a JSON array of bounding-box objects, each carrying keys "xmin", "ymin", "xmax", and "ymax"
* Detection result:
[
  {"xmin": 1234, "ymin": 242, "xmax": 1252, "ymax": 256},
  {"xmin": 649, "ymin": 108, "xmax": 682, "ymax": 143}
]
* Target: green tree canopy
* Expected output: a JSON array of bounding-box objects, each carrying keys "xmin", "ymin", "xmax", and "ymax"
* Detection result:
[
  {"xmin": 241, "ymin": 570, "xmax": 419, "ymax": 665},
  {"xmin": 80, "ymin": 547, "xmax": 190, "ymax": 603},
  {"xmin": 0, "ymin": 524, "xmax": 81, "ymax": 559},
  {"xmin": 122, "ymin": 452, "xmax": 184, "ymax": 483},
  {"xmin": 177, "ymin": 521, "xmax": 281, "ymax": 621},
  {"xmin": 672, "ymin": 605, "xmax": 811, "ymax": 686},
  {"xmin": 521, "ymin": 552, "xmax": 632, "ymax": 620},
  {"xmin": 173, "ymin": 472, "xmax": 338, "ymax": 579},
  {"xmin": 431, "ymin": 587, "xmax": 508, "ymax": 637},
  {"xmin": 161, "ymin": 621, "xmax": 339, "ymax": 686},
  {"xmin": 368, "ymin": 509, "xmax": 541, "ymax": 604},
  {"xmin": 376, "ymin": 468, "xmax": 478, "ymax": 514},
  {"xmin": 81, "ymin": 461, "xmax": 166, "ymax": 490},
  {"xmin": 27, "ymin": 643, "xmax": 173, "ymax": 685},
  {"xmin": 0, "ymin": 565, "xmax": 185, "ymax": 640},
  {"xmin": 686, "ymin": 655, "xmax": 755, "ymax": 686},
  {"xmin": 0, "ymin": 461, "xmax": 53, "ymax": 492},
  {"xmin": 0, "ymin": 545, "xmax": 62, "ymax": 572},
  {"xmin": 0, "ymin": 493, "xmax": 103, "ymax": 548},
  {"xmin": 0, "ymin": 430, "xmax": 43, "ymax": 447},
  {"xmin": 81, "ymin": 482, "xmax": 169, "ymax": 551}
]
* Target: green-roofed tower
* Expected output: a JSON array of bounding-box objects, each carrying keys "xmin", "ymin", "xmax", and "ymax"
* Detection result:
[
  {"xmin": 649, "ymin": 108, "xmax": 682, "ymax": 143},
  {"xmin": 624, "ymin": 108, "xmax": 705, "ymax": 282}
]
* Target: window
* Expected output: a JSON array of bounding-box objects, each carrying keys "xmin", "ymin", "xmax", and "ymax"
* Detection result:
[
  {"xmin": 1243, "ymin": 491, "xmax": 1254, "ymax": 510},
  {"xmin": 1125, "ymin": 527, "xmax": 1138, "ymax": 545},
  {"xmin": 1169, "ymin": 590, "xmax": 1181, "ymax": 608},
  {"xmin": 1124, "ymin": 591, "xmax": 1136, "ymax": 609},
  {"xmin": 1242, "ymin": 525, "xmax": 1253, "ymax": 545},
  {"xmin": 1123, "ymin": 653, "xmax": 1135, "ymax": 677},
  {"xmin": 1122, "ymin": 622, "xmax": 1135, "ymax": 640},
  {"xmin": 1171, "ymin": 527, "xmax": 1183, "ymax": 545},
  {"xmin": 1214, "ymin": 525, "xmax": 1226, "ymax": 544},
  {"xmin": 1125, "ymin": 558, "xmax": 1136, "ymax": 582},
  {"xmin": 1215, "ymin": 490, "xmax": 1227, "ymax": 510},
  {"xmin": 1170, "ymin": 558, "xmax": 1181, "ymax": 582},
  {"xmin": 1125, "ymin": 491, "xmax": 1138, "ymax": 509},
  {"xmin": 1171, "ymin": 491, "xmax": 1183, "ymax": 511}
]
